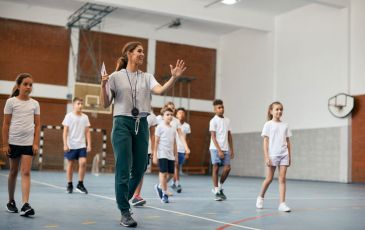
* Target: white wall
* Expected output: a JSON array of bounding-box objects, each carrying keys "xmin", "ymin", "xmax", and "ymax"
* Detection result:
[
  {"xmin": 350, "ymin": 0, "xmax": 365, "ymax": 95},
  {"xmin": 276, "ymin": 4, "xmax": 349, "ymax": 130},
  {"xmin": 219, "ymin": 28, "xmax": 274, "ymax": 133}
]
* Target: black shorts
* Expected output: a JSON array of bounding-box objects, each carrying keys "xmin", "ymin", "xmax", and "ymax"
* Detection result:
[
  {"xmin": 9, "ymin": 144, "xmax": 33, "ymax": 159},
  {"xmin": 158, "ymin": 158, "xmax": 174, "ymax": 174}
]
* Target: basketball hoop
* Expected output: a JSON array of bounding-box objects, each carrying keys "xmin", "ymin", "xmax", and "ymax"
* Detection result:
[{"xmin": 328, "ymin": 93, "xmax": 354, "ymax": 118}]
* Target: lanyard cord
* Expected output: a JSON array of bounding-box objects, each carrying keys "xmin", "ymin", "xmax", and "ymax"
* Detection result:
[{"xmin": 125, "ymin": 69, "xmax": 138, "ymax": 109}]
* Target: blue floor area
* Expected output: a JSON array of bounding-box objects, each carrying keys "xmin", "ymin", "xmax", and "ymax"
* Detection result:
[{"xmin": 1, "ymin": 170, "xmax": 365, "ymax": 230}]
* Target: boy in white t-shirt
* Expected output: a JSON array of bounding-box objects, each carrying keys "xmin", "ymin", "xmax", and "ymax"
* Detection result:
[
  {"xmin": 62, "ymin": 97, "xmax": 91, "ymax": 194},
  {"xmin": 209, "ymin": 99, "xmax": 234, "ymax": 201},
  {"xmin": 171, "ymin": 107, "xmax": 191, "ymax": 193},
  {"xmin": 153, "ymin": 108, "xmax": 177, "ymax": 203}
]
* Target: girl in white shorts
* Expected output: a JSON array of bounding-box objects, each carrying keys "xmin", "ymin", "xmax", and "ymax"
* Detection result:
[{"xmin": 256, "ymin": 101, "xmax": 292, "ymax": 212}]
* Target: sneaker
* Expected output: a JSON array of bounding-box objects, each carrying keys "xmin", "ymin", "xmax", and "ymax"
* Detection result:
[
  {"xmin": 20, "ymin": 203, "xmax": 35, "ymax": 217},
  {"xmin": 212, "ymin": 188, "xmax": 223, "ymax": 201},
  {"xmin": 120, "ymin": 211, "xmax": 137, "ymax": 227},
  {"xmin": 170, "ymin": 183, "xmax": 177, "ymax": 190},
  {"xmin": 278, "ymin": 202, "xmax": 291, "ymax": 212},
  {"xmin": 219, "ymin": 189, "xmax": 227, "ymax": 200},
  {"xmin": 161, "ymin": 194, "xmax": 169, "ymax": 203},
  {"xmin": 154, "ymin": 184, "xmax": 162, "ymax": 199},
  {"xmin": 66, "ymin": 183, "xmax": 73, "ymax": 193},
  {"xmin": 6, "ymin": 200, "xmax": 18, "ymax": 213},
  {"xmin": 256, "ymin": 196, "xmax": 264, "ymax": 209},
  {"xmin": 76, "ymin": 183, "xmax": 88, "ymax": 194},
  {"xmin": 131, "ymin": 196, "xmax": 146, "ymax": 207},
  {"xmin": 176, "ymin": 184, "xmax": 182, "ymax": 193}
]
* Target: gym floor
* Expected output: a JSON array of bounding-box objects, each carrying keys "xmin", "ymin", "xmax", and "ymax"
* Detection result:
[{"xmin": 1, "ymin": 171, "xmax": 364, "ymax": 230}]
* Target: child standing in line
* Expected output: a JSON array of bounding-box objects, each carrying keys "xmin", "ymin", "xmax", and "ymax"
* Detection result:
[
  {"xmin": 209, "ymin": 99, "xmax": 234, "ymax": 201},
  {"xmin": 256, "ymin": 101, "xmax": 292, "ymax": 212},
  {"xmin": 62, "ymin": 97, "xmax": 91, "ymax": 194},
  {"xmin": 2, "ymin": 73, "xmax": 40, "ymax": 216},
  {"xmin": 131, "ymin": 110, "xmax": 158, "ymax": 206},
  {"xmin": 171, "ymin": 107, "xmax": 191, "ymax": 193},
  {"xmin": 153, "ymin": 108, "xmax": 178, "ymax": 203}
]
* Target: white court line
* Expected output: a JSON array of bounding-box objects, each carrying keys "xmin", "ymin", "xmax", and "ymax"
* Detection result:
[{"xmin": 0, "ymin": 173, "xmax": 260, "ymax": 230}]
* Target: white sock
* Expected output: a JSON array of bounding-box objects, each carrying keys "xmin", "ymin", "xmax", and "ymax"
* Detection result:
[
  {"xmin": 176, "ymin": 180, "xmax": 180, "ymax": 186},
  {"xmin": 218, "ymin": 182, "xmax": 223, "ymax": 191},
  {"xmin": 214, "ymin": 187, "xmax": 220, "ymax": 193},
  {"xmin": 162, "ymin": 190, "xmax": 168, "ymax": 196}
]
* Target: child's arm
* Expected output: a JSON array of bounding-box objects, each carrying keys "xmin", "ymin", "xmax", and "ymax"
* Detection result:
[
  {"xmin": 185, "ymin": 133, "xmax": 190, "ymax": 160},
  {"xmin": 174, "ymin": 137, "xmax": 178, "ymax": 166},
  {"xmin": 86, "ymin": 127, "xmax": 91, "ymax": 152},
  {"xmin": 150, "ymin": 125, "xmax": 156, "ymax": 155},
  {"xmin": 211, "ymin": 131, "xmax": 224, "ymax": 159},
  {"xmin": 228, "ymin": 131, "xmax": 234, "ymax": 159},
  {"xmin": 33, "ymin": 114, "xmax": 41, "ymax": 155},
  {"xmin": 177, "ymin": 127, "xmax": 190, "ymax": 154},
  {"xmin": 153, "ymin": 136, "xmax": 160, "ymax": 165},
  {"xmin": 263, "ymin": 136, "xmax": 271, "ymax": 166},
  {"xmin": 63, "ymin": 126, "xmax": 69, "ymax": 152},
  {"xmin": 2, "ymin": 114, "xmax": 12, "ymax": 156},
  {"xmin": 287, "ymin": 137, "xmax": 291, "ymax": 167}
]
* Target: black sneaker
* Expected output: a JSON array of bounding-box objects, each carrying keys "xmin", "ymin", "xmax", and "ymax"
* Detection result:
[
  {"xmin": 76, "ymin": 183, "xmax": 88, "ymax": 194},
  {"xmin": 131, "ymin": 196, "xmax": 146, "ymax": 207},
  {"xmin": 176, "ymin": 184, "xmax": 182, "ymax": 193},
  {"xmin": 66, "ymin": 183, "xmax": 73, "ymax": 193},
  {"xmin": 212, "ymin": 189, "xmax": 223, "ymax": 201},
  {"xmin": 219, "ymin": 189, "xmax": 227, "ymax": 200},
  {"xmin": 120, "ymin": 211, "xmax": 137, "ymax": 227},
  {"xmin": 154, "ymin": 184, "xmax": 162, "ymax": 199},
  {"xmin": 20, "ymin": 203, "xmax": 35, "ymax": 217},
  {"xmin": 6, "ymin": 200, "xmax": 18, "ymax": 213}
]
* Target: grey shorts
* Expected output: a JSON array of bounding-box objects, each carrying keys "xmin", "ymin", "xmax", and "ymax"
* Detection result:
[{"xmin": 270, "ymin": 154, "xmax": 289, "ymax": 167}]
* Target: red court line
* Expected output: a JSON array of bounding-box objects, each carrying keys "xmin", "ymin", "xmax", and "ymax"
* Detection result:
[{"xmin": 216, "ymin": 212, "xmax": 279, "ymax": 230}]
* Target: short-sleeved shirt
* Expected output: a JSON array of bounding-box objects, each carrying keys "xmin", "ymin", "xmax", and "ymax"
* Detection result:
[
  {"xmin": 147, "ymin": 112, "xmax": 158, "ymax": 153},
  {"xmin": 155, "ymin": 123, "xmax": 177, "ymax": 160},
  {"xmin": 62, "ymin": 112, "xmax": 90, "ymax": 149},
  {"xmin": 209, "ymin": 115, "xmax": 231, "ymax": 151},
  {"xmin": 107, "ymin": 69, "xmax": 159, "ymax": 117},
  {"xmin": 261, "ymin": 120, "xmax": 292, "ymax": 157},
  {"xmin": 176, "ymin": 122, "xmax": 191, "ymax": 153},
  {"xmin": 4, "ymin": 97, "xmax": 40, "ymax": 146}
]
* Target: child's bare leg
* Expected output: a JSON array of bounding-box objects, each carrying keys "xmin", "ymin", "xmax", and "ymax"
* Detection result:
[{"xmin": 259, "ymin": 166, "xmax": 276, "ymax": 198}]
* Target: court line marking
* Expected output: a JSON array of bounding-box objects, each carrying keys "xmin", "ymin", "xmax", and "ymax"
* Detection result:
[{"xmin": 0, "ymin": 174, "xmax": 260, "ymax": 230}]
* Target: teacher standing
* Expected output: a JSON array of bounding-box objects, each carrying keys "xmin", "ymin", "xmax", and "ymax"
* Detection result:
[{"xmin": 100, "ymin": 41, "xmax": 186, "ymax": 227}]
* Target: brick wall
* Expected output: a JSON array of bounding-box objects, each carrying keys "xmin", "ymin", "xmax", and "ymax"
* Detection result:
[
  {"xmin": 0, "ymin": 18, "xmax": 70, "ymax": 85},
  {"xmin": 352, "ymin": 95, "xmax": 365, "ymax": 182}
]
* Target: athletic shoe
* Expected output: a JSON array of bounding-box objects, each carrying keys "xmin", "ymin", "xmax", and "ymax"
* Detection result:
[
  {"xmin": 131, "ymin": 196, "xmax": 146, "ymax": 207},
  {"xmin": 170, "ymin": 183, "xmax": 177, "ymax": 190},
  {"xmin": 120, "ymin": 211, "xmax": 137, "ymax": 227},
  {"xmin": 219, "ymin": 189, "xmax": 227, "ymax": 200},
  {"xmin": 211, "ymin": 188, "xmax": 223, "ymax": 201},
  {"xmin": 20, "ymin": 203, "xmax": 35, "ymax": 217},
  {"xmin": 278, "ymin": 202, "xmax": 291, "ymax": 212},
  {"xmin": 154, "ymin": 184, "xmax": 162, "ymax": 199},
  {"xmin": 161, "ymin": 194, "xmax": 169, "ymax": 203},
  {"xmin": 76, "ymin": 183, "xmax": 88, "ymax": 194},
  {"xmin": 176, "ymin": 185, "xmax": 182, "ymax": 193},
  {"xmin": 256, "ymin": 196, "xmax": 264, "ymax": 209},
  {"xmin": 6, "ymin": 200, "xmax": 18, "ymax": 213},
  {"xmin": 66, "ymin": 183, "xmax": 73, "ymax": 193}
]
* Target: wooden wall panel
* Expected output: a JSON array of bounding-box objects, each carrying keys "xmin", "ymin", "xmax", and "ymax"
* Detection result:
[
  {"xmin": 155, "ymin": 41, "xmax": 216, "ymax": 100},
  {"xmin": 0, "ymin": 18, "xmax": 70, "ymax": 85},
  {"xmin": 352, "ymin": 95, "xmax": 365, "ymax": 182},
  {"xmin": 77, "ymin": 30, "xmax": 148, "ymax": 84}
]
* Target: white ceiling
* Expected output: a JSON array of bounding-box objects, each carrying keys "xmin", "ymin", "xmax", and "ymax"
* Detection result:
[{"xmin": 1, "ymin": 0, "xmax": 349, "ymax": 35}]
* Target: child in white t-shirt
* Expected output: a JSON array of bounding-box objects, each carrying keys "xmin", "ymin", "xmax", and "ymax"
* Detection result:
[
  {"xmin": 153, "ymin": 108, "xmax": 177, "ymax": 203},
  {"xmin": 256, "ymin": 101, "xmax": 292, "ymax": 212},
  {"xmin": 62, "ymin": 97, "xmax": 91, "ymax": 194},
  {"xmin": 3, "ymin": 73, "xmax": 40, "ymax": 216},
  {"xmin": 209, "ymin": 99, "xmax": 234, "ymax": 201},
  {"xmin": 171, "ymin": 107, "xmax": 191, "ymax": 193}
]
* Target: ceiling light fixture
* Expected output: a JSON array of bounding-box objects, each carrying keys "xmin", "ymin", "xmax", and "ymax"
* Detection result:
[
  {"xmin": 221, "ymin": 0, "xmax": 240, "ymax": 5},
  {"xmin": 204, "ymin": 0, "xmax": 240, "ymax": 8}
]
